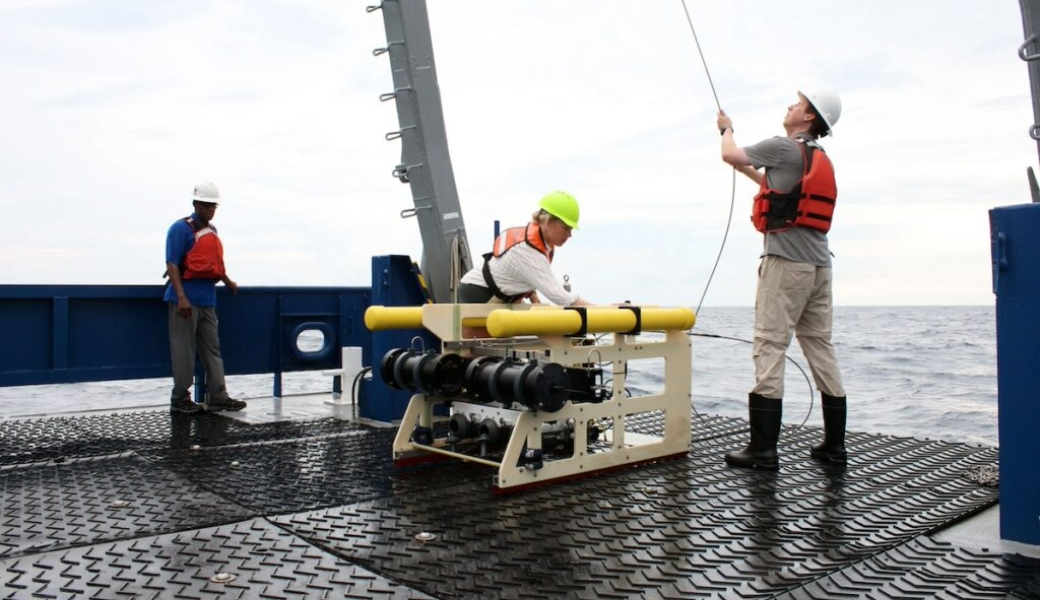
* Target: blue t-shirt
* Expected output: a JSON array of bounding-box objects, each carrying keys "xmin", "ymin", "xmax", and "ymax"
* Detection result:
[{"xmin": 163, "ymin": 213, "xmax": 218, "ymax": 306}]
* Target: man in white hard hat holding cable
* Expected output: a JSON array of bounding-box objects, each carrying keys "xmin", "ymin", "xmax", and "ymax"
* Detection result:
[
  {"xmin": 163, "ymin": 181, "xmax": 245, "ymax": 414},
  {"xmin": 715, "ymin": 90, "xmax": 847, "ymax": 471}
]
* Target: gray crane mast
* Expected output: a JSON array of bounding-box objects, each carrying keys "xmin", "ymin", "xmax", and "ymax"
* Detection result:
[
  {"xmin": 1019, "ymin": 0, "xmax": 1040, "ymax": 202},
  {"xmin": 370, "ymin": 0, "xmax": 473, "ymax": 302}
]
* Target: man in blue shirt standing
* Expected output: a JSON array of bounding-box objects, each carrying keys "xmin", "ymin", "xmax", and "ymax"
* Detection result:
[{"xmin": 164, "ymin": 181, "xmax": 245, "ymax": 414}]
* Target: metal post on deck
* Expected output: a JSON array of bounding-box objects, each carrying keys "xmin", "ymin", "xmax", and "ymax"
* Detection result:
[
  {"xmin": 371, "ymin": 0, "xmax": 472, "ymax": 303},
  {"xmin": 989, "ymin": 202, "xmax": 1040, "ymax": 546}
]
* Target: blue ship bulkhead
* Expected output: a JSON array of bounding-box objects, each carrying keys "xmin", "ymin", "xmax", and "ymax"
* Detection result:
[{"xmin": 0, "ymin": 255, "xmax": 431, "ymax": 424}]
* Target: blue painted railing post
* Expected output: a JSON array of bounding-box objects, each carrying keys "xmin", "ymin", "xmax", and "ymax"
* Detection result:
[
  {"xmin": 989, "ymin": 202, "xmax": 1040, "ymax": 546},
  {"xmin": 52, "ymin": 297, "xmax": 69, "ymax": 371},
  {"xmin": 273, "ymin": 294, "xmax": 283, "ymax": 399}
]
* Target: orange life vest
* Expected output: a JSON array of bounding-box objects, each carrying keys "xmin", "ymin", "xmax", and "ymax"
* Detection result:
[
  {"xmin": 481, "ymin": 223, "xmax": 553, "ymax": 302},
  {"xmin": 752, "ymin": 140, "xmax": 837, "ymax": 234},
  {"xmin": 492, "ymin": 223, "xmax": 553, "ymax": 260},
  {"xmin": 181, "ymin": 218, "xmax": 225, "ymax": 280}
]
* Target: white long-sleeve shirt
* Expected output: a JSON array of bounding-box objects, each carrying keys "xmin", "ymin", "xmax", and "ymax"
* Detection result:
[{"xmin": 460, "ymin": 243, "xmax": 580, "ymax": 306}]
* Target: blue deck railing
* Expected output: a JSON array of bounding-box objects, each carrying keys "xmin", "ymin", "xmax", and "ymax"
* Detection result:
[
  {"xmin": 0, "ymin": 284, "xmax": 370, "ymax": 390},
  {"xmin": 0, "ymin": 255, "xmax": 433, "ymax": 423}
]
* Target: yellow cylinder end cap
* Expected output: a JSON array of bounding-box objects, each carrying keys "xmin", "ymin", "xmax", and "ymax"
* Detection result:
[{"xmin": 485, "ymin": 310, "xmax": 517, "ymax": 338}]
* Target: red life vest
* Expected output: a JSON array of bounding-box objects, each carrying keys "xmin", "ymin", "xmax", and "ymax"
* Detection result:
[
  {"xmin": 181, "ymin": 217, "xmax": 225, "ymax": 280},
  {"xmin": 481, "ymin": 223, "xmax": 553, "ymax": 302},
  {"xmin": 751, "ymin": 140, "xmax": 837, "ymax": 234}
]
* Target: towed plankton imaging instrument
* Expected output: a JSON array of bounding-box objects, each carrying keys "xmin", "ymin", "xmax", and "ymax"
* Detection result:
[{"xmin": 364, "ymin": 303, "xmax": 695, "ymax": 492}]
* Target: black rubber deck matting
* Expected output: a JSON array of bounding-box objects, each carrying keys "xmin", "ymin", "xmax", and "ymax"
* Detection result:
[
  {"xmin": 271, "ymin": 430, "xmax": 1009, "ymax": 599},
  {"xmin": 141, "ymin": 428, "xmax": 489, "ymax": 515},
  {"xmin": 771, "ymin": 536, "xmax": 1040, "ymax": 600},
  {"xmin": 2, "ymin": 518, "xmax": 436, "ymax": 600},
  {"xmin": 1, "ymin": 408, "xmax": 1036, "ymax": 600},
  {"xmin": 0, "ymin": 455, "xmax": 255, "ymax": 560},
  {"xmin": 0, "ymin": 411, "xmax": 362, "ymax": 467}
]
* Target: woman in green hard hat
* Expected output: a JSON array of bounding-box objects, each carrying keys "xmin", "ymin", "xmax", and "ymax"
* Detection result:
[{"xmin": 458, "ymin": 191, "xmax": 592, "ymax": 306}]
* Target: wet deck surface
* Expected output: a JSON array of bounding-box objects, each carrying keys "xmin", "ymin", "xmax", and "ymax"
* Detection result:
[{"xmin": 1, "ymin": 406, "xmax": 1037, "ymax": 599}]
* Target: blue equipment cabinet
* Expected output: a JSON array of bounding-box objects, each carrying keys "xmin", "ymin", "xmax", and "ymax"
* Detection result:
[
  {"xmin": 365, "ymin": 255, "xmax": 438, "ymax": 423},
  {"xmin": 989, "ymin": 202, "xmax": 1040, "ymax": 545}
]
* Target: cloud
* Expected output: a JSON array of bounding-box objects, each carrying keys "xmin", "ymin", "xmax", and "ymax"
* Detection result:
[{"xmin": 0, "ymin": 0, "xmax": 1033, "ymax": 307}]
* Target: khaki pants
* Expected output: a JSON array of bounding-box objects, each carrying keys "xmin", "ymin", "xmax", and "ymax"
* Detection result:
[
  {"xmin": 752, "ymin": 255, "xmax": 844, "ymax": 399},
  {"xmin": 168, "ymin": 304, "xmax": 229, "ymax": 403}
]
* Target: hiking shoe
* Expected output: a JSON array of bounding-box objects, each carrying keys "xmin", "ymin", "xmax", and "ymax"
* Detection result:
[
  {"xmin": 206, "ymin": 397, "xmax": 246, "ymax": 412},
  {"xmin": 170, "ymin": 398, "xmax": 203, "ymax": 415}
]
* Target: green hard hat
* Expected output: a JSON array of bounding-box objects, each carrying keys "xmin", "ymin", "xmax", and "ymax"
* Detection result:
[{"xmin": 538, "ymin": 191, "xmax": 580, "ymax": 229}]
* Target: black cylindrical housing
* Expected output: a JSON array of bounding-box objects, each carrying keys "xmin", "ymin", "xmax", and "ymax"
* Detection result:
[
  {"xmin": 464, "ymin": 357, "xmax": 569, "ymax": 412},
  {"xmin": 379, "ymin": 349, "xmax": 468, "ymax": 397}
]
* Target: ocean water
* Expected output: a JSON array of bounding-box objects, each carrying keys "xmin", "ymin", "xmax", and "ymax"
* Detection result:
[
  {"xmin": 686, "ymin": 306, "xmax": 998, "ymax": 447},
  {"xmin": 0, "ymin": 306, "xmax": 998, "ymax": 447}
]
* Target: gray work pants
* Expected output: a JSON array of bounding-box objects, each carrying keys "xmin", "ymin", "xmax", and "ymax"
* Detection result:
[
  {"xmin": 168, "ymin": 304, "xmax": 229, "ymax": 403},
  {"xmin": 751, "ymin": 255, "xmax": 845, "ymax": 399}
]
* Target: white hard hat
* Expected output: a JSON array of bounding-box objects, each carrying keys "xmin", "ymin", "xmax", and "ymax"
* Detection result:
[
  {"xmin": 192, "ymin": 180, "xmax": 221, "ymax": 204},
  {"xmin": 800, "ymin": 90, "xmax": 841, "ymax": 135}
]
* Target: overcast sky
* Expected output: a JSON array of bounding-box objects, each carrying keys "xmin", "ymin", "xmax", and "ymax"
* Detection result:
[{"xmin": 0, "ymin": 0, "xmax": 1034, "ymax": 307}]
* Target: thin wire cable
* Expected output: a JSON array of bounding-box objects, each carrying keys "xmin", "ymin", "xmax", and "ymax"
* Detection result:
[
  {"xmin": 694, "ymin": 170, "xmax": 735, "ymax": 316},
  {"xmin": 678, "ymin": 3, "xmax": 818, "ymax": 432},
  {"xmin": 680, "ymin": 0, "xmax": 733, "ymax": 317},
  {"xmin": 688, "ymin": 331, "xmax": 815, "ymax": 430},
  {"xmin": 351, "ymin": 366, "xmax": 373, "ymax": 421},
  {"xmin": 681, "ymin": 0, "xmax": 721, "ymax": 112}
]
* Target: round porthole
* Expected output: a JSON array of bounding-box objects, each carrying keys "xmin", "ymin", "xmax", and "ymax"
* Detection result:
[{"xmin": 287, "ymin": 322, "xmax": 335, "ymax": 362}]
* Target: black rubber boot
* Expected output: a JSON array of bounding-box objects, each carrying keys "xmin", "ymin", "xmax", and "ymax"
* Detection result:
[
  {"xmin": 725, "ymin": 393, "xmax": 782, "ymax": 470},
  {"xmin": 810, "ymin": 393, "xmax": 847, "ymax": 464}
]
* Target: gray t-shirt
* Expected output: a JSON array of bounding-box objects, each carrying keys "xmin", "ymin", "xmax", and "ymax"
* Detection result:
[{"xmin": 743, "ymin": 134, "xmax": 832, "ymax": 267}]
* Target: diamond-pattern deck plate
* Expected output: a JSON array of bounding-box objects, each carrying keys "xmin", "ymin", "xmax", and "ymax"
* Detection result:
[
  {"xmin": 771, "ymin": 536, "xmax": 1040, "ymax": 600},
  {"xmin": 272, "ymin": 429, "xmax": 1003, "ymax": 599},
  {"xmin": 630, "ymin": 412, "xmax": 753, "ymax": 442},
  {"xmin": 141, "ymin": 427, "xmax": 491, "ymax": 514},
  {"xmin": 0, "ymin": 411, "xmax": 363, "ymax": 466},
  {"xmin": 0, "ymin": 455, "xmax": 255, "ymax": 560},
  {"xmin": 1, "ymin": 517, "xmax": 437, "ymax": 600},
  {"xmin": 690, "ymin": 413, "xmax": 751, "ymax": 442},
  {"xmin": 0, "ymin": 405, "xmax": 1030, "ymax": 600}
]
